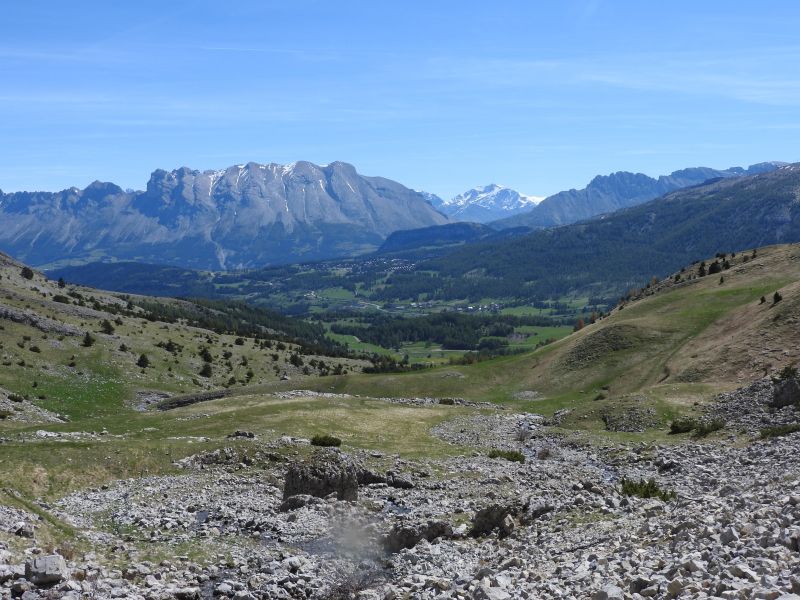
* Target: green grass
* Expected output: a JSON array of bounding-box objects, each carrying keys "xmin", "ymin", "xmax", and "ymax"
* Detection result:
[{"xmin": 487, "ymin": 449, "xmax": 525, "ymax": 463}]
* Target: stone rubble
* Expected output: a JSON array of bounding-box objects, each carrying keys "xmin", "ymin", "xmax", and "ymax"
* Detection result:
[{"xmin": 2, "ymin": 385, "xmax": 800, "ymax": 599}]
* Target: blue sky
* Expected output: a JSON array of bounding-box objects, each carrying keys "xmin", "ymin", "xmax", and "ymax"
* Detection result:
[{"xmin": 1, "ymin": 1, "xmax": 799, "ymax": 198}]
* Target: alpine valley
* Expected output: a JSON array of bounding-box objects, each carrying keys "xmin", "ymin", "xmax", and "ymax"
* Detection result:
[{"xmin": 4, "ymin": 159, "xmax": 800, "ymax": 600}]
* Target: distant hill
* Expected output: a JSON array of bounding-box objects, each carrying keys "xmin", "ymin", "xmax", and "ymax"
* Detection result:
[
  {"xmin": 491, "ymin": 162, "xmax": 785, "ymax": 229},
  {"xmin": 0, "ymin": 161, "xmax": 449, "ymax": 270},
  {"xmin": 428, "ymin": 184, "xmax": 543, "ymax": 223}
]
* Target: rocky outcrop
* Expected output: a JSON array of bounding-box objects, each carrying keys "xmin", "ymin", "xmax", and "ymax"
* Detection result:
[
  {"xmin": 0, "ymin": 303, "xmax": 82, "ymax": 336},
  {"xmin": 283, "ymin": 450, "xmax": 359, "ymax": 501}
]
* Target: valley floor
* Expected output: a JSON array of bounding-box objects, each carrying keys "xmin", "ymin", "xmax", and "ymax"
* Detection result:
[{"xmin": 2, "ymin": 386, "xmax": 800, "ymax": 600}]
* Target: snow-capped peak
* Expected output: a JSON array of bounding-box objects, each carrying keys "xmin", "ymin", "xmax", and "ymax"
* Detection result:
[{"xmin": 431, "ymin": 184, "xmax": 542, "ymax": 223}]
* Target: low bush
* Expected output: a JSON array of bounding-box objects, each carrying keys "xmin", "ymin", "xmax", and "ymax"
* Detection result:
[
  {"xmin": 311, "ymin": 434, "xmax": 342, "ymax": 447},
  {"xmin": 487, "ymin": 449, "xmax": 525, "ymax": 463},
  {"xmin": 620, "ymin": 477, "xmax": 676, "ymax": 501},
  {"xmin": 693, "ymin": 418, "xmax": 726, "ymax": 437},
  {"xmin": 669, "ymin": 418, "xmax": 698, "ymax": 434},
  {"xmin": 759, "ymin": 423, "xmax": 800, "ymax": 439},
  {"xmin": 669, "ymin": 417, "xmax": 725, "ymax": 437},
  {"xmin": 776, "ymin": 364, "xmax": 798, "ymax": 381}
]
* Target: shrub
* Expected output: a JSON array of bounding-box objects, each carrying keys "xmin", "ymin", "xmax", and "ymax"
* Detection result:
[
  {"xmin": 693, "ymin": 418, "xmax": 725, "ymax": 437},
  {"xmin": 136, "ymin": 354, "xmax": 150, "ymax": 368},
  {"xmin": 53, "ymin": 295, "xmax": 70, "ymax": 304},
  {"xmin": 20, "ymin": 266, "xmax": 34, "ymax": 280},
  {"xmin": 199, "ymin": 363, "xmax": 213, "ymax": 377},
  {"xmin": 760, "ymin": 296, "xmax": 766, "ymax": 304},
  {"xmin": 669, "ymin": 418, "xmax": 698, "ymax": 434},
  {"xmin": 81, "ymin": 332, "xmax": 95, "ymax": 347},
  {"xmin": 777, "ymin": 364, "xmax": 798, "ymax": 381},
  {"xmin": 620, "ymin": 477, "xmax": 676, "ymax": 501},
  {"xmin": 774, "ymin": 291, "xmax": 783, "ymax": 304},
  {"xmin": 8, "ymin": 393, "xmax": 24, "ymax": 403},
  {"xmin": 760, "ymin": 423, "xmax": 800, "ymax": 439},
  {"xmin": 311, "ymin": 434, "xmax": 342, "ymax": 447},
  {"xmin": 100, "ymin": 320, "xmax": 115, "ymax": 335},
  {"xmin": 29, "ymin": 345, "xmax": 41, "ymax": 353},
  {"xmin": 487, "ymin": 449, "xmax": 525, "ymax": 463},
  {"xmin": 438, "ymin": 398, "xmax": 455, "ymax": 405}
]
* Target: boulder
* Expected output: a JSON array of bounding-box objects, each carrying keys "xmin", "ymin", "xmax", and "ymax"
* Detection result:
[
  {"xmin": 25, "ymin": 554, "xmax": 68, "ymax": 586},
  {"xmin": 593, "ymin": 584, "xmax": 624, "ymax": 600},
  {"xmin": 384, "ymin": 520, "xmax": 453, "ymax": 552},
  {"xmin": 520, "ymin": 499, "xmax": 554, "ymax": 524},
  {"xmin": 473, "ymin": 586, "xmax": 512, "ymax": 600},
  {"xmin": 773, "ymin": 378, "xmax": 800, "ymax": 408},
  {"xmin": 470, "ymin": 502, "xmax": 521, "ymax": 538},
  {"xmin": 283, "ymin": 450, "xmax": 359, "ymax": 501},
  {"xmin": 387, "ymin": 474, "xmax": 414, "ymax": 489},
  {"xmin": 356, "ymin": 467, "xmax": 387, "ymax": 485},
  {"xmin": 279, "ymin": 494, "xmax": 322, "ymax": 512}
]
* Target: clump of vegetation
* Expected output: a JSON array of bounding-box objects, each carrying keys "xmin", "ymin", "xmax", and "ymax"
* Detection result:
[
  {"xmin": 311, "ymin": 434, "xmax": 342, "ymax": 447},
  {"xmin": 20, "ymin": 266, "xmax": 34, "ymax": 280},
  {"xmin": 81, "ymin": 332, "xmax": 95, "ymax": 347},
  {"xmin": 669, "ymin": 417, "xmax": 698, "ymax": 435},
  {"xmin": 438, "ymin": 398, "xmax": 455, "ymax": 405},
  {"xmin": 774, "ymin": 291, "xmax": 783, "ymax": 304},
  {"xmin": 760, "ymin": 423, "xmax": 800, "ymax": 439},
  {"xmin": 668, "ymin": 417, "xmax": 725, "ymax": 437},
  {"xmin": 776, "ymin": 364, "xmax": 798, "ymax": 381},
  {"xmin": 136, "ymin": 354, "xmax": 150, "ymax": 368},
  {"xmin": 199, "ymin": 363, "xmax": 213, "ymax": 377},
  {"xmin": 487, "ymin": 449, "xmax": 525, "ymax": 463},
  {"xmin": 693, "ymin": 418, "xmax": 726, "ymax": 437},
  {"xmin": 620, "ymin": 477, "xmax": 676, "ymax": 501}
]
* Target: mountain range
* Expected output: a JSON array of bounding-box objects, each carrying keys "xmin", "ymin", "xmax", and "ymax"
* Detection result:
[
  {"xmin": 0, "ymin": 161, "xmax": 448, "ymax": 270},
  {"xmin": 490, "ymin": 162, "xmax": 785, "ymax": 229},
  {"xmin": 0, "ymin": 159, "xmax": 788, "ymax": 272},
  {"xmin": 49, "ymin": 164, "xmax": 800, "ymax": 311}
]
